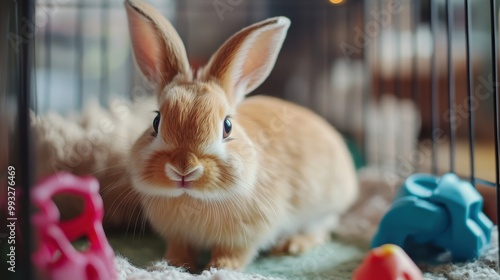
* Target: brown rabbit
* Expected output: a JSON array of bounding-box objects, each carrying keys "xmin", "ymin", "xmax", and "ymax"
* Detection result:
[{"xmin": 125, "ymin": 0, "xmax": 358, "ymax": 271}]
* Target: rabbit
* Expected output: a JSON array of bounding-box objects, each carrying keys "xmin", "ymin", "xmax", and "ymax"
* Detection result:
[{"xmin": 125, "ymin": 0, "xmax": 358, "ymax": 271}]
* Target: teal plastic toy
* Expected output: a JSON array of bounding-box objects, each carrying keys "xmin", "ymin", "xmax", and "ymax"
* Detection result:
[{"xmin": 372, "ymin": 173, "xmax": 494, "ymax": 262}]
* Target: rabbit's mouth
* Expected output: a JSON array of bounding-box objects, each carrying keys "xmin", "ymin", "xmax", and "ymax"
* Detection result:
[
  {"xmin": 133, "ymin": 181, "xmax": 250, "ymax": 203},
  {"xmin": 165, "ymin": 163, "xmax": 204, "ymax": 187},
  {"xmin": 175, "ymin": 178, "xmax": 191, "ymax": 189}
]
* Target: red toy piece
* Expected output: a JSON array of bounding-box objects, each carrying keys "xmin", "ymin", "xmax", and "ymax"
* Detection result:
[
  {"xmin": 352, "ymin": 244, "xmax": 423, "ymax": 280},
  {"xmin": 32, "ymin": 172, "xmax": 116, "ymax": 280}
]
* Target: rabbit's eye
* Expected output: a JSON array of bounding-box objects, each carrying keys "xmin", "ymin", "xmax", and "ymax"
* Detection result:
[
  {"xmin": 153, "ymin": 112, "xmax": 160, "ymax": 135},
  {"xmin": 223, "ymin": 117, "xmax": 232, "ymax": 139}
]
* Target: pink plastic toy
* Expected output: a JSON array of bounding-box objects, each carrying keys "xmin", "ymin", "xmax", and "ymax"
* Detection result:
[
  {"xmin": 352, "ymin": 244, "xmax": 423, "ymax": 280},
  {"xmin": 32, "ymin": 172, "xmax": 116, "ymax": 280}
]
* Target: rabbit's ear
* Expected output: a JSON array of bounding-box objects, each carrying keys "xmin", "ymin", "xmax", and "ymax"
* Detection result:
[
  {"xmin": 125, "ymin": 0, "xmax": 191, "ymax": 86},
  {"xmin": 199, "ymin": 17, "xmax": 290, "ymax": 104}
]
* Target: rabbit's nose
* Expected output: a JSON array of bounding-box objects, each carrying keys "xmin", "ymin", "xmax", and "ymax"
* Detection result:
[{"xmin": 165, "ymin": 163, "xmax": 204, "ymax": 182}]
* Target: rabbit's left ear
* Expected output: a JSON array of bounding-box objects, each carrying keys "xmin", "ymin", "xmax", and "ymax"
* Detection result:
[
  {"xmin": 125, "ymin": 0, "xmax": 191, "ymax": 87},
  {"xmin": 198, "ymin": 17, "xmax": 290, "ymax": 105}
]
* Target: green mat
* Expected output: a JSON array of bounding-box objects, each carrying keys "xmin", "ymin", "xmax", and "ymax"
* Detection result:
[{"xmin": 107, "ymin": 233, "xmax": 366, "ymax": 279}]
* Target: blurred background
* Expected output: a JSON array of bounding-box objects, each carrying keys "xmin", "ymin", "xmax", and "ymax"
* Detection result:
[{"xmin": 32, "ymin": 0, "xmax": 500, "ymax": 184}]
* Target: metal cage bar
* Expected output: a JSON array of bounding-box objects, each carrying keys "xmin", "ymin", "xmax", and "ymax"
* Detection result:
[
  {"xmin": 430, "ymin": 0, "xmax": 439, "ymax": 175},
  {"xmin": 393, "ymin": 0, "xmax": 402, "ymax": 168},
  {"xmin": 99, "ymin": 0, "xmax": 110, "ymax": 106},
  {"xmin": 43, "ymin": 0, "xmax": 51, "ymax": 112},
  {"xmin": 361, "ymin": 0, "xmax": 372, "ymax": 159},
  {"xmin": 15, "ymin": 0, "xmax": 34, "ymax": 279},
  {"xmin": 411, "ymin": 0, "xmax": 421, "ymax": 172},
  {"xmin": 489, "ymin": 0, "xmax": 500, "ymax": 264},
  {"xmin": 75, "ymin": 0, "xmax": 84, "ymax": 110},
  {"xmin": 446, "ymin": 0, "xmax": 456, "ymax": 173},
  {"xmin": 464, "ymin": 0, "xmax": 475, "ymax": 185}
]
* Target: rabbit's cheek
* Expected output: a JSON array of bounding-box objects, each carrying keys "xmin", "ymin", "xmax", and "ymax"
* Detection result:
[{"xmin": 201, "ymin": 141, "xmax": 227, "ymax": 161}]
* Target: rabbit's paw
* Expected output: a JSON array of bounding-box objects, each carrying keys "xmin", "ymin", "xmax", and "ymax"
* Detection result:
[
  {"xmin": 165, "ymin": 241, "xmax": 198, "ymax": 271},
  {"xmin": 271, "ymin": 231, "xmax": 329, "ymax": 256},
  {"xmin": 205, "ymin": 246, "xmax": 252, "ymax": 271}
]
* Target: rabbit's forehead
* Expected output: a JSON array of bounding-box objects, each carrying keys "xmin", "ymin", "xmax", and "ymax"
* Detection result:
[
  {"xmin": 161, "ymin": 82, "xmax": 229, "ymax": 117},
  {"xmin": 158, "ymin": 82, "xmax": 229, "ymax": 143}
]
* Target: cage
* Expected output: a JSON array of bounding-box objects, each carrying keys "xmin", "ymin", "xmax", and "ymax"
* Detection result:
[{"xmin": 2, "ymin": 0, "xmax": 500, "ymax": 279}]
